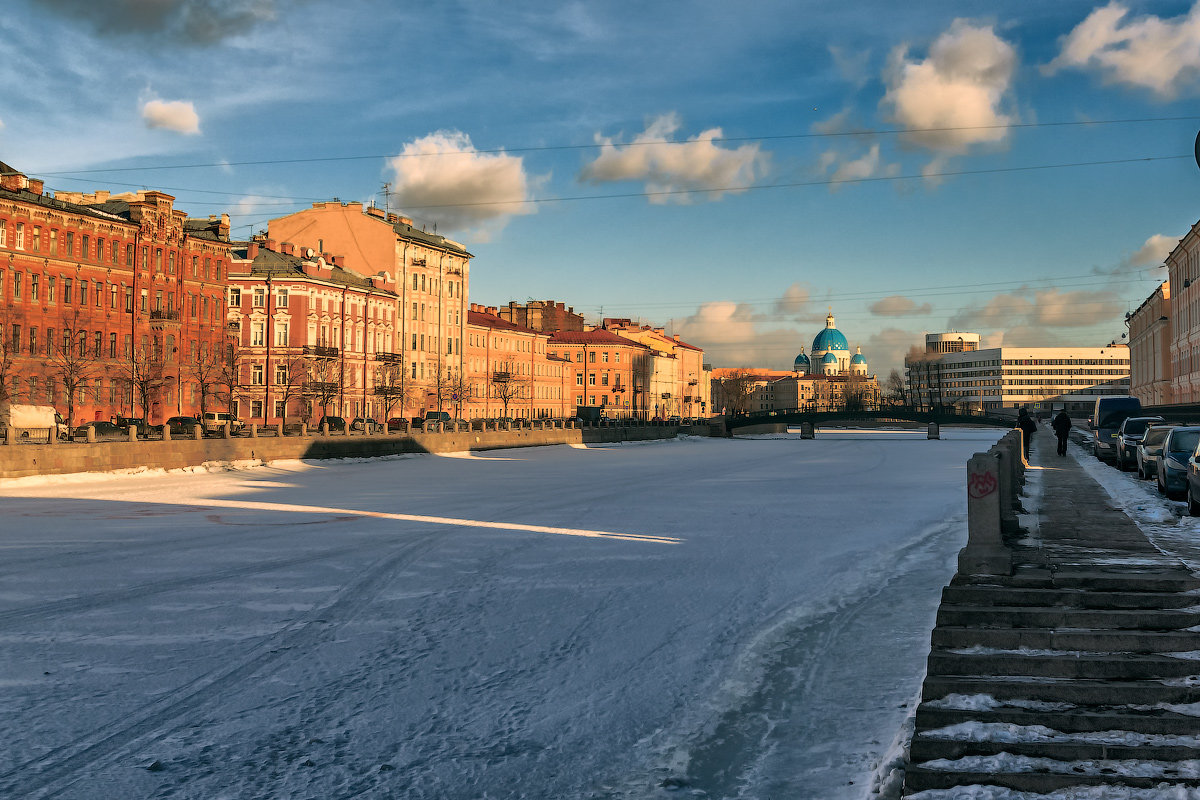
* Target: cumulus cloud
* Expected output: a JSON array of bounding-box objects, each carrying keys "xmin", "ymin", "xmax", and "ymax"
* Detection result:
[
  {"xmin": 881, "ymin": 20, "xmax": 1017, "ymax": 154},
  {"xmin": 869, "ymin": 295, "xmax": 933, "ymax": 316},
  {"xmin": 34, "ymin": 0, "xmax": 286, "ymax": 45},
  {"xmin": 948, "ymin": 287, "xmax": 1123, "ymax": 334},
  {"xmin": 386, "ymin": 130, "xmax": 537, "ymax": 239},
  {"xmin": 141, "ymin": 99, "xmax": 201, "ymax": 134},
  {"xmin": 864, "ymin": 327, "xmax": 922, "ymax": 377},
  {"xmin": 579, "ymin": 113, "xmax": 767, "ymax": 204},
  {"xmin": 672, "ymin": 301, "xmax": 802, "ymax": 369},
  {"xmin": 1046, "ymin": 2, "xmax": 1200, "ymax": 98},
  {"xmin": 824, "ymin": 143, "xmax": 901, "ymax": 190},
  {"xmin": 1130, "ymin": 233, "xmax": 1176, "ymax": 266}
]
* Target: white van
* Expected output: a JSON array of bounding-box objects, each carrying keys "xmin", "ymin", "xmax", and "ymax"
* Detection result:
[{"xmin": 201, "ymin": 411, "xmax": 244, "ymax": 433}]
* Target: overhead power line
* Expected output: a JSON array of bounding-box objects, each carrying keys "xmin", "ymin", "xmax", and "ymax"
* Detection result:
[{"xmin": 29, "ymin": 114, "xmax": 1200, "ymax": 175}]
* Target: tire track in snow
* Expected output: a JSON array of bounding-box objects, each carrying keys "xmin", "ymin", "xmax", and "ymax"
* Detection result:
[{"xmin": 0, "ymin": 529, "xmax": 446, "ymax": 799}]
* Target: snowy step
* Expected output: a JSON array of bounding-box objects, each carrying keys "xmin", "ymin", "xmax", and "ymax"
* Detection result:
[
  {"xmin": 910, "ymin": 732, "xmax": 1200, "ymax": 764},
  {"xmin": 921, "ymin": 675, "xmax": 1200, "ymax": 706},
  {"xmin": 941, "ymin": 585, "xmax": 1199, "ymax": 610},
  {"xmin": 927, "ymin": 649, "xmax": 1200, "ymax": 680},
  {"xmin": 936, "ymin": 605, "xmax": 1200, "ymax": 630},
  {"xmin": 999, "ymin": 571, "xmax": 1200, "ymax": 593},
  {"xmin": 931, "ymin": 626, "xmax": 1200, "ymax": 653},
  {"xmin": 914, "ymin": 705, "xmax": 1200, "ymax": 737},
  {"xmin": 903, "ymin": 762, "xmax": 1200, "ymax": 795}
]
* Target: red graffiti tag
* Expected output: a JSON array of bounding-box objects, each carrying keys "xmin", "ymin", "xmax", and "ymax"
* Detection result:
[{"xmin": 968, "ymin": 471, "xmax": 998, "ymax": 499}]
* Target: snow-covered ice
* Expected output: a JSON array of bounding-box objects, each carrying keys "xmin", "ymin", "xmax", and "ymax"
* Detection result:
[{"xmin": 0, "ymin": 429, "xmax": 1003, "ymax": 799}]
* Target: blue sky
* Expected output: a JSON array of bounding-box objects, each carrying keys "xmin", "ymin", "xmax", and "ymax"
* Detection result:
[{"xmin": 3, "ymin": 0, "xmax": 1199, "ymax": 376}]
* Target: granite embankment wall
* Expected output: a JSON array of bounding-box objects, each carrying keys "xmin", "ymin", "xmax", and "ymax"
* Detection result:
[{"xmin": 0, "ymin": 425, "xmax": 689, "ymax": 480}]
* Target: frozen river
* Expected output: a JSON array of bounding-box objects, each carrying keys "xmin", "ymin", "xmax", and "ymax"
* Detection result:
[{"xmin": 0, "ymin": 429, "xmax": 1003, "ymax": 799}]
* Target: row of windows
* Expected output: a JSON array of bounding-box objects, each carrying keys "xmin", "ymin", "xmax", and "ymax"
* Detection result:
[{"xmin": 3, "ymin": 269, "xmax": 222, "ymax": 323}]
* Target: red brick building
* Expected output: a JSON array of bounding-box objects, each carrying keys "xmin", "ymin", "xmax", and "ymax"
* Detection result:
[{"xmin": 0, "ymin": 162, "xmax": 232, "ymax": 426}]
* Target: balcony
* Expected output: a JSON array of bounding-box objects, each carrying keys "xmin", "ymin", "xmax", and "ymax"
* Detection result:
[
  {"xmin": 492, "ymin": 371, "xmax": 512, "ymax": 383},
  {"xmin": 411, "ymin": 257, "xmax": 427, "ymax": 267},
  {"xmin": 375, "ymin": 352, "xmax": 404, "ymax": 363},
  {"xmin": 226, "ymin": 320, "xmax": 241, "ymax": 332},
  {"xmin": 303, "ymin": 381, "xmax": 340, "ymax": 394},
  {"xmin": 661, "ymin": 392, "xmax": 672, "ymax": 400},
  {"xmin": 148, "ymin": 309, "xmax": 181, "ymax": 329},
  {"xmin": 303, "ymin": 345, "xmax": 339, "ymax": 358}
]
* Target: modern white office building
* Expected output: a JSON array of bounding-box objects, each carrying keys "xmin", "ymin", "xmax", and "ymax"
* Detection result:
[{"xmin": 906, "ymin": 337, "xmax": 1130, "ymax": 414}]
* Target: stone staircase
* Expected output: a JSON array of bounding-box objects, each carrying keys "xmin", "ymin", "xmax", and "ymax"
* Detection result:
[{"xmin": 902, "ymin": 439, "xmax": 1200, "ymax": 796}]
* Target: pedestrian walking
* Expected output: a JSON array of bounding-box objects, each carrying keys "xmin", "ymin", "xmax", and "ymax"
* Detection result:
[
  {"xmin": 1017, "ymin": 407, "xmax": 1037, "ymax": 459},
  {"xmin": 1051, "ymin": 409, "xmax": 1072, "ymax": 456}
]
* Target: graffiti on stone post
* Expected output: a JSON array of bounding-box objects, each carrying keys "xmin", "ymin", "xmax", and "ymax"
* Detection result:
[{"xmin": 968, "ymin": 470, "xmax": 998, "ymax": 499}]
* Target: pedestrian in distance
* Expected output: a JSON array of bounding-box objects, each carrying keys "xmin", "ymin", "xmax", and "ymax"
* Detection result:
[
  {"xmin": 1017, "ymin": 407, "xmax": 1037, "ymax": 460},
  {"xmin": 1051, "ymin": 409, "xmax": 1072, "ymax": 456}
]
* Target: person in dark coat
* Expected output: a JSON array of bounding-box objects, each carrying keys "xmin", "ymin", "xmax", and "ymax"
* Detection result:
[
  {"xmin": 1017, "ymin": 407, "xmax": 1037, "ymax": 459},
  {"xmin": 1051, "ymin": 409, "xmax": 1072, "ymax": 456}
]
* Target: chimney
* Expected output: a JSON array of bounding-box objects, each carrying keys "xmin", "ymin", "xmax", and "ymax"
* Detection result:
[
  {"xmin": 673, "ymin": 335, "xmax": 681, "ymax": 342},
  {"xmin": 0, "ymin": 173, "xmax": 28, "ymax": 192},
  {"xmin": 27, "ymin": 178, "xmax": 44, "ymax": 195},
  {"xmin": 398, "ymin": 216, "xmax": 413, "ymax": 226},
  {"xmin": 94, "ymin": 190, "xmax": 109, "ymax": 203},
  {"xmin": 322, "ymin": 252, "xmax": 332, "ymax": 263},
  {"xmin": 386, "ymin": 213, "xmax": 398, "ymax": 224},
  {"xmin": 265, "ymin": 238, "xmax": 278, "ymax": 252},
  {"xmin": 367, "ymin": 206, "xmax": 386, "ymax": 219},
  {"xmin": 247, "ymin": 242, "xmax": 260, "ymax": 259}
]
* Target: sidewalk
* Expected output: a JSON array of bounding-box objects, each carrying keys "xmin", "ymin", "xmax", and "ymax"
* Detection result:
[{"xmin": 901, "ymin": 432, "xmax": 1200, "ymax": 797}]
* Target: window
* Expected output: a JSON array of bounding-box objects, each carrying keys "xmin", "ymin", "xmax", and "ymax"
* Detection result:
[
  {"xmin": 588, "ymin": 351, "xmax": 596, "ymax": 363},
  {"xmin": 0, "ymin": 221, "xmax": 6, "ymax": 247},
  {"xmin": 81, "ymin": 234, "xmax": 89, "ymax": 258},
  {"xmin": 30, "ymin": 274, "xmax": 38, "ymax": 301},
  {"xmin": 168, "ymin": 252, "xmax": 175, "ymax": 274},
  {"xmin": 275, "ymin": 322, "xmax": 288, "ymax": 346},
  {"xmin": 111, "ymin": 241, "xmax": 119, "ymax": 264},
  {"xmin": 275, "ymin": 364, "xmax": 288, "ymax": 385},
  {"xmin": 94, "ymin": 331, "xmax": 102, "ymax": 357},
  {"xmin": 228, "ymin": 287, "xmax": 241, "ymax": 307},
  {"xmin": 126, "ymin": 243, "xmax": 134, "ymax": 266},
  {"xmin": 251, "ymin": 321, "xmax": 264, "ymax": 346},
  {"xmin": 10, "ymin": 324, "xmax": 19, "ymax": 351},
  {"xmin": 251, "ymin": 364, "xmax": 264, "ymax": 385},
  {"xmin": 97, "ymin": 239, "xmax": 104, "ymax": 261},
  {"xmin": 252, "ymin": 287, "xmax": 265, "ymax": 307},
  {"xmin": 140, "ymin": 289, "xmax": 148, "ymax": 312},
  {"xmin": 155, "ymin": 290, "xmax": 163, "ymax": 311},
  {"xmin": 15, "ymin": 223, "xmax": 24, "ymax": 250},
  {"xmin": 576, "ymin": 374, "xmax": 583, "ymax": 386},
  {"xmin": 46, "ymin": 276, "xmax": 55, "ymax": 303},
  {"xmin": 31, "ymin": 227, "xmax": 40, "ymax": 252},
  {"xmin": 276, "ymin": 287, "xmax": 288, "ymax": 308},
  {"xmin": 49, "ymin": 229, "xmax": 57, "ymax": 255},
  {"xmin": 155, "ymin": 249, "xmax": 162, "ymax": 272},
  {"xmin": 601, "ymin": 352, "xmax": 609, "ymax": 363},
  {"xmin": 12, "ymin": 273, "xmax": 19, "ymax": 299},
  {"xmin": 28, "ymin": 327, "xmax": 36, "ymax": 355},
  {"xmin": 63, "ymin": 278, "xmax": 72, "ymax": 304},
  {"xmin": 79, "ymin": 280, "xmax": 87, "ymax": 306},
  {"xmin": 192, "ymin": 255, "xmax": 198, "ymax": 276}
]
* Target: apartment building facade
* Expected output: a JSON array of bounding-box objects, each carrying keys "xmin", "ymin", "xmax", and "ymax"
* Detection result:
[
  {"xmin": 546, "ymin": 329, "xmax": 650, "ymax": 418},
  {"xmin": 906, "ymin": 339, "xmax": 1131, "ymax": 413},
  {"xmin": 0, "ymin": 162, "xmax": 233, "ymax": 426},
  {"xmin": 1127, "ymin": 280, "xmax": 1172, "ymax": 407},
  {"xmin": 465, "ymin": 305, "xmax": 574, "ymax": 420}
]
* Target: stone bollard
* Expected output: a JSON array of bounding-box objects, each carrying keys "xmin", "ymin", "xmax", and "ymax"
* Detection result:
[
  {"xmin": 276, "ymin": 423, "xmax": 284, "ymax": 437},
  {"xmin": 928, "ymin": 422, "xmax": 940, "ymax": 440},
  {"xmin": 2, "ymin": 426, "xmax": 11, "ymax": 445},
  {"xmin": 222, "ymin": 423, "xmax": 231, "ymax": 440},
  {"xmin": 129, "ymin": 427, "xmax": 138, "ymax": 443},
  {"xmin": 800, "ymin": 421, "xmax": 815, "ymax": 439},
  {"xmin": 87, "ymin": 426, "xmax": 96, "ymax": 444},
  {"xmin": 300, "ymin": 422, "xmax": 308, "ymax": 437},
  {"xmin": 321, "ymin": 423, "xmax": 329, "ymax": 436},
  {"xmin": 250, "ymin": 424, "xmax": 258, "ymax": 439},
  {"xmin": 163, "ymin": 426, "xmax": 171, "ymax": 441},
  {"xmin": 959, "ymin": 452, "xmax": 1013, "ymax": 576},
  {"xmin": 194, "ymin": 425, "xmax": 202, "ymax": 441},
  {"xmin": 436, "ymin": 421, "xmax": 444, "ymax": 433},
  {"xmin": 990, "ymin": 445, "xmax": 1018, "ymax": 532}
]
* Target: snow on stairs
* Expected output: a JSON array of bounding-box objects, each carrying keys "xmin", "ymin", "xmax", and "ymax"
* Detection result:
[{"xmin": 902, "ymin": 566, "xmax": 1200, "ymax": 796}]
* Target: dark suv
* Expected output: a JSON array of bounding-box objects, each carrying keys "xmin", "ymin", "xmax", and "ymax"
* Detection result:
[
  {"xmin": 1115, "ymin": 416, "xmax": 1165, "ymax": 471},
  {"xmin": 317, "ymin": 416, "xmax": 347, "ymax": 432}
]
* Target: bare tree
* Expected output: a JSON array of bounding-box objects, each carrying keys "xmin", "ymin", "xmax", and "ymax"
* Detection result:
[
  {"xmin": 115, "ymin": 340, "xmax": 165, "ymax": 421},
  {"xmin": 304, "ymin": 352, "xmax": 342, "ymax": 419},
  {"xmin": 0, "ymin": 305, "xmax": 19, "ymax": 403},
  {"xmin": 631, "ymin": 352, "xmax": 654, "ymax": 420},
  {"xmin": 842, "ymin": 374, "xmax": 870, "ymax": 413},
  {"xmin": 47, "ymin": 310, "xmax": 98, "ymax": 430},
  {"xmin": 489, "ymin": 366, "xmax": 527, "ymax": 419},
  {"xmin": 714, "ymin": 369, "xmax": 758, "ymax": 418},
  {"xmin": 272, "ymin": 355, "xmax": 308, "ymax": 426},
  {"xmin": 884, "ymin": 369, "xmax": 907, "ymax": 409},
  {"xmin": 217, "ymin": 340, "xmax": 248, "ymax": 417},
  {"xmin": 445, "ymin": 368, "xmax": 474, "ymax": 421},
  {"xmin": 187, "ymin": 339, "xmax": 225, "ymax": 420},
  {"xmin": 373, "ymin": 357, "xmax": 415, "ymax": 421}
]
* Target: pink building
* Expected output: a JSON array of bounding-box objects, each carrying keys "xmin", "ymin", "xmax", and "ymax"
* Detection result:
[
  {"xmin": 465, "ymin": 305, "xmax": 574, "ymax": 420},
  {"xmin": 226, "ymin": 239, "xmax": 398, "ymax": 424}
]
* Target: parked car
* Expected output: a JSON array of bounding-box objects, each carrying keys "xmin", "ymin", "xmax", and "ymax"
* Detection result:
[
  {"xmin": 317, "ymin": 415, "xmax": 348, "ymax": 432},
  {"xmin": 113, "ymin": 416, "xmax": 157, "ymax": 436},
  {"xmin": 74, "ymin": 420, "xmax": 123, "ymax": 439},
  {"xmin": 163, "ymin": 415, "xmax": 202, "ymax": 436},
  {"xmin": 1137, "ymin": 423, "xmax": 1178, "ymax": 480},
  {"xmin": 410, "ymin": 416, "xmax": 426, "ymax": 427},
  {"xmin": 350, "ymin": 417, "xmax": 380, "ymax": 432},
  {"xmin": 1115, "ymin": 416, "xmax": 1165, "ymax": 471},
  {"xmin": 387, "ymin": 417, "xmax": 408, "ymax": 432},
  {"xmin": 424, "ymin": 411, "xmax": 451, "ymax": 423},
  {"xmin": 1157, "ymin": 426, "xmax": 1200, "ymax": 499},
  {"xmin": 201, "ymin": 411, "xmax": 244, "ymax": 434},
  {"xmin": 1090, "ymin": 396, "xmax": 1142, "ymax": 463}
]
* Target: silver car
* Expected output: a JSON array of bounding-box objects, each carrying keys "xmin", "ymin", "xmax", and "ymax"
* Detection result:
[
  {"xmin": 1115, "ymin": 416, "xmax": 1165, "ymax": 471},
  {"xmin": 1137, "ymin": 423, "xmax": 1178, "ymax": 480}
]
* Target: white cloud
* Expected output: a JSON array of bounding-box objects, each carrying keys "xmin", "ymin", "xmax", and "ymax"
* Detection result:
[
  {"xmin": 829, "ymin": 45, "xmax": 871, "ymax": 88},
  {"xmin": 141, "ymin": 98, "xmax": 201, "ymax": 135},
  {"xmin": 579, "ymin": 113, "xmax": 767, "ymax": 204},
  {"xmin": 948, "ymin": 288, "xmax": 1123, "ymax": 335},
  {"xmin": 1130, "ymin": 233, "xmax": 1177, "ymax": 266},
  {"xmin": 1046, "ymin": 2, "xmax": 1200, "ymax": 99},
  {"xmin": 386, "ymin": 130, "xmax": 537, "ymax": 239},
  {"xmin": 881, "ymin": 20, "xmax": 1017, "ymax": 154},
  {"xmin": 869, "ymin": 295, "xmax": 933, "ymax": 316},
  {"xmin": 827, "ymin": 143, "xmax": 901, "ymax": 189},
  {"xmin": 672, "ymin": 301, "xmax": 802, "ymax": 369}
]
